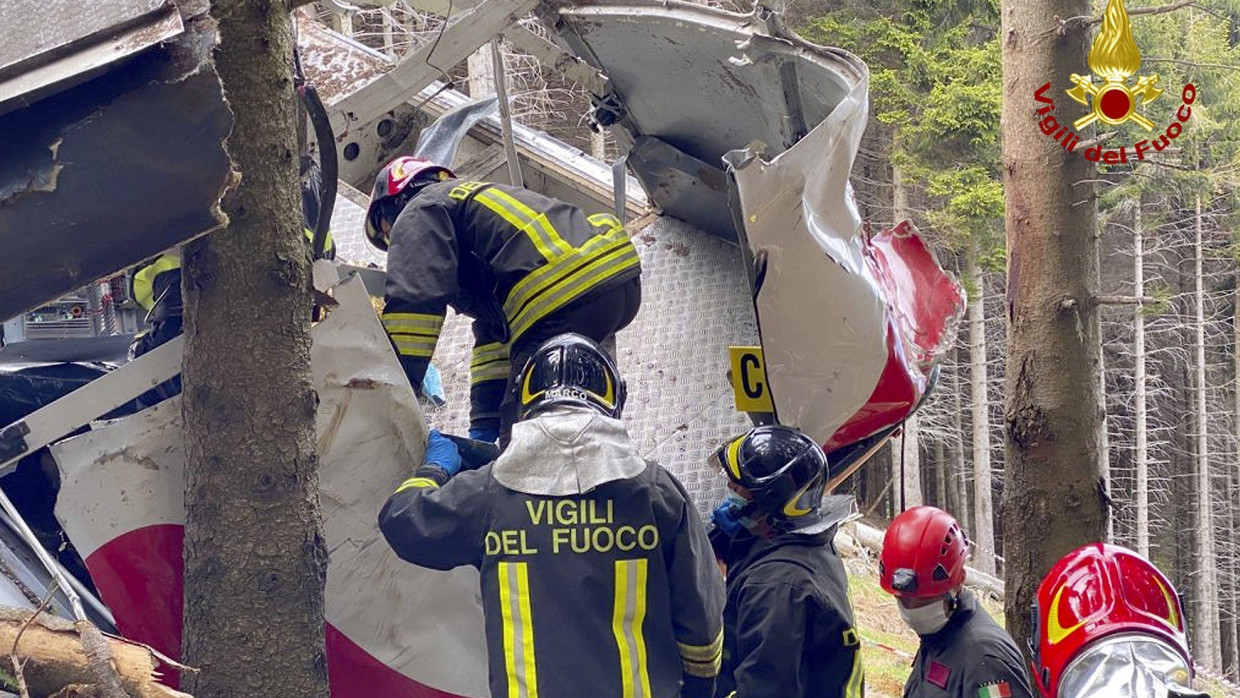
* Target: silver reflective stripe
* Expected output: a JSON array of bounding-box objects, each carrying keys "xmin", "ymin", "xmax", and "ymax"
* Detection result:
[{"xmin": 613, "ymin": 559, "xmax": 650, "ymax": 698}]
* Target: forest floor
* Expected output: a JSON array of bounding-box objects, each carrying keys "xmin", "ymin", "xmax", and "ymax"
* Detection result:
[{"xmin": 840, "ymin": 530, "xmax": 1240, "ymax": 697}]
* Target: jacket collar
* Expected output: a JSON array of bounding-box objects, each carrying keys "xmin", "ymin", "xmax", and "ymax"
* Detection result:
[{"xmin": 491, "ymin": 407, "xmax": 646, "ymax": 495}]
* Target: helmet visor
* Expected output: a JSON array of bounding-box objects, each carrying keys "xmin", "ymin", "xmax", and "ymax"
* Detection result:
[{"xmin": 1058, "ymin": 633, "xmax": 1191, "ymax": 698}]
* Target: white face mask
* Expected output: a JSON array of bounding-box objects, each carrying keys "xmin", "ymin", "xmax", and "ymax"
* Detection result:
[{"xmin": 898, "ymin": 597, "xmax": 952, "ymax": 636}]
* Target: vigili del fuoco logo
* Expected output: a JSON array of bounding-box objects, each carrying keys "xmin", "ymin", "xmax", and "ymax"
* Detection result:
[{"xmin": 1034, "ymin": 0, "xmax": 1197, "ymax": 163}]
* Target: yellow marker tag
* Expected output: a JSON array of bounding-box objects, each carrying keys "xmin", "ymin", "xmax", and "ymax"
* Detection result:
[{"xmin": 729, "ymin": 346, "xmax": 774, "ymax": 413}]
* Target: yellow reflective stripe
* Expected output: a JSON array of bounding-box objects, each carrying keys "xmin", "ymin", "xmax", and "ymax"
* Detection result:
[
  {"xmin": 474, "ymin": 188, "xmax": 574, "ymax": 261},
  {"xmin": 682, "ymin": 657, "xmax": 719, "ymax": 679},
  {"xmin": 845, "ymin": 642, "xmax": 864, "ymax": 698},
  {"xmin": 391, "ymin": 334, "xmax": 437, "ymax": 358},
  {"xmin": 677, "ymin": 629, "xmax": 724, "ymax": 662},
  {"xmin": 485, "ymin": 188, "xmax": 576, "ymax": 259},
  {"xmin": 499, "ymin": 562, "xmax": 539, "ymax": 698},
  {"xmin": 678, "ymin": 628, "xmax": 722, "ymax": 678},
  {"xmin": 509, "ymin": 243, "xmax": 641, "ymax": 340},
  {"xmin": 472, "ymin": 363, "xmax": 512, "ymax": 385},
  {"xmin": 303, "ymin": 227, "xmax": 335, "ymax": 253},
  {"xmin": 382, "ymin": 312, "xmax": 445, "ymax": 335},
  {"xmin": 588, "ymin": 212, "xmax": 624, "ymax": 232},
  {"xmin": 503, "ymin": 227, "xmax": 630, "ymax": 321},
  {"xmin": 133, "ymin": 254, "xmax": 182, "ymax": 311},
  {"xmin": 471, "ymin": 341, "xmax": 510, "ymax": 368},
  {"xmin": 613, "ymin": 560, "xmax": 651, "ymax": 698},
  {"xmin": 393, "ymin": 477, "xmax": 439, "ymax": 493}
]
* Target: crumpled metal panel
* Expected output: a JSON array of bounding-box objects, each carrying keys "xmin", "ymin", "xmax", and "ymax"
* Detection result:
[
  {"xmin": 52, "ymin": 275, "xmax": 490, "ymax": 697},
  {"xmin": 0, "ymin": 0, "xmax": 170, "ymax": 80},
  {"xmin": 553, "ymin": 0, "xmax": 863, "ymax": 240},
  {"xmin": 0, "ymin": 31, "xmax": 232, "ymax": 324},
  {"xmin": 724, "ymin": 66, "xmax": 966, "ymax": 451}
]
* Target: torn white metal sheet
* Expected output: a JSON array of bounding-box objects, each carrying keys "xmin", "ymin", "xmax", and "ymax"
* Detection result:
[
  {"xmin": 725, "ymin": 82, "xmax": 966, "ymax": 451},
  {"xmin": 0, "ymin": 335, "xmax": 183, "ymax": 477},
  {"xmin": 552, "ymin": 0, "xmax": 865, "ymax": 241},
  {"xmin": 52, "ymin": 275, "xmax": 490, "ymax": 698}
]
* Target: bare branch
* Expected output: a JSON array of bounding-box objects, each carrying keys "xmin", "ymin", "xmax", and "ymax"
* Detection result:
[
  {"xmin": 1096, "ymin": 295, "xmax": 1160, "ymax": 305},
  {"xmin": 1143, "ymin": 57, "xmax": 1240, "ymax": 71},
  {"xmin": 10, "ymin": 582, "xmax": 60, "ymax": 698},
  {"xmin": 1059, "ymin": 1, "xmax": 1196, "ymax": 33}
]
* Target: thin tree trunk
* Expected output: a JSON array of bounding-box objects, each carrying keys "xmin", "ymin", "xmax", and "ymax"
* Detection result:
[
  {"xmin": 467, "ymin": 46, "xmax": 495, "ymax": 98},
  {"xmin": 1000, "ymin": 0, "xmax": 1107, "ymax": 653},
  {"xmin": 891, "ymin": 146, "xmax": 922, "ymax": 509},
  {"xmin": 1193, "ymin": 194, "xmax": 1221, "ymax": 669},
  {"xmin": 1135, "ymin": 201, "xmax": 1150, "ymax": 556},
  {"xmin": 1231, "ymin": 266, "xmax": 1240, "ymax": 678},
  {"xmin": 180, "ymin": 2, "xmax": 328, "ymax": 696},
  {"xmin": 1096, "ymin": 222, "xmax": 1112, "ymax": 542},
  {"xmin": 968, "ymin": 251, "xmax": 996, "ymax": 574},
  {"xmin": 952, "ymin": 347, "xmax": 972, "ymax": 532},
  {"xmin": 935, "ymin": 433, "xmax": 948, "ymax": 509}
]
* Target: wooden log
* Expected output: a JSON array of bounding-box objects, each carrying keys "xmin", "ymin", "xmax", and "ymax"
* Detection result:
[{"xmin": 0, "ymin": 607, "xmax": 192, "ymax": 698}]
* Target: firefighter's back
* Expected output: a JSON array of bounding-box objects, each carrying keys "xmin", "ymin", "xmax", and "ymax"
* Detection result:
[{"xmin": 477, "ymin": 461, "xmax": 697, "ymax": 698}]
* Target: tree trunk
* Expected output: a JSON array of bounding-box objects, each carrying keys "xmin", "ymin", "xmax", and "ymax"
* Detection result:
[
  {"xmin": 467, "ymin": 46, "xmax": 495, "ymax": 98},
  {"xmin": 1000, "ymin": 0, "xmax": 1107, "ymax": 653},
  {"xmin": 952, "ymin": 346, "xmax": 972, "ymax": 532},
  {"xmin": 968, "ymin": 251, "xmax": 996, "ymax": 574},
  {"xmin": 1192, "ymin": 194, "xmax": 1221, "ymax": 670},
  {"xmin": 891, "ymin": 146, "xmax": 922, "ymax": 509},
  {"xmin": 180, "ymin": 3, "xmax": 328, "ymax": 697},
  {"xmin": 1134, "ymin": 201, "xmax": 1150, "ymax": 556},
  {"xmin": 934, "ymin": 431, "xmax": 948, "ymax": 509},
  {"xmin": 1230, "ymin": 266, "xmax": 1240, "ymax": 678}
]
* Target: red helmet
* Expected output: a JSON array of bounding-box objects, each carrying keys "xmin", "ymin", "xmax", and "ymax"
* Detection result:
[
  {"xmin": 364, "ymin": 156, "xmax": 454, "ymax": 251},
  {"xmin": 879, "ymin": 506, "xmax": 970, "ymax": 599},
  {"xmin": 1032, "ymin": 543, "xmax": 1191, "ymax": 698}
]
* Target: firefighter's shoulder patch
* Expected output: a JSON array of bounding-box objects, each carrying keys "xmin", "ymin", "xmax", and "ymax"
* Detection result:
[{"xmin": 925, "ymin": 660, "xmax": 951, "ymax": 689}]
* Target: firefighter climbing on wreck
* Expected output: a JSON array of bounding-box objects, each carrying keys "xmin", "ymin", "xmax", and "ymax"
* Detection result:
[
  {"xmin": 880, "ymin": 506, "xmax": 1034, "ymax": 698},
  {"xmin": 708, "ymin": 424, "xmax": 865, "ymax": 698},
  {"xmin": 378, "ymin": 333, "xmax": 724, "ymax": 698},
  {"xmin": 364, "ymin": 156, "xmax": 642, "ymax": 446}
]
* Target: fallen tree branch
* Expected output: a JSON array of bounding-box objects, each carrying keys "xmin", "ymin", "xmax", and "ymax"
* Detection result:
[
  {"xmin": 0, "ymin": 605, "xmax": 192, "ymax": 698},
  {"xmin": 10, "ymin": 581, "xmax": 57, "ymax": 698},
  {"xmin": 75, "ymin": 621, "xmax": 129, "ymax": 698}
]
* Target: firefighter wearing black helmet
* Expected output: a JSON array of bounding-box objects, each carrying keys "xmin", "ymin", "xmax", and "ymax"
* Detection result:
[
  {"xmin": 709, "ymin": 425, "xmax": 864, "ymax": 698},
  {"xmin": 364, "ymin": 156, "xmax": 642, "ymax": 445},
  {"xmin": 379, "ymin": 333, "xmax": 725, "ymax": 698}
]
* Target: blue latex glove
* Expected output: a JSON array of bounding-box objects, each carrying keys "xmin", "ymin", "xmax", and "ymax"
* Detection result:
[
  {"xmin": 712, "ymin": 499, "xmax": 743, "ymax": 537},
  {"xmin": 469, "ymin": 424, "xmax": 500, "ymax": 444},
  {"xmin": 424, "ymin": 429, "xmax": 462, "ymax": 476}
]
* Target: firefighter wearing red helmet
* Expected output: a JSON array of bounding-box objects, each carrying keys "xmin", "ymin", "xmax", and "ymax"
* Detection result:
[
  {"xmin": 1032, "ymin": 543, "xmax": 1209, "ymax": 698},
  {"xmin": 364, "ymin": 156, "xmax": 642, "ymax": 446},
  {"xmin": 709, "ymin": 425, "xmax": 864, "ymax": 698},
  {"xmin": 880, "ymin": 506, "xmax": 1034, "ymax": 698}
]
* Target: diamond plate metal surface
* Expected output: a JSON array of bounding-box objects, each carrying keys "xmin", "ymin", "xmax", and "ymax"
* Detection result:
[{"xmin": 330, "ymin": 194, "xmax": 756, "ymax": 517}]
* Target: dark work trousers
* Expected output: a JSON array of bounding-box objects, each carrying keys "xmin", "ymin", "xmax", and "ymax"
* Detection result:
[{"xmin": 497, "ymin": 276, "xmax": 641, "ymax": 446}]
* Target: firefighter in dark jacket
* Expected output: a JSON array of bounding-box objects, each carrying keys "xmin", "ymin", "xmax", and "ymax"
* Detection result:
[
  {"xmin": 378, "ymin": 334, "xmax": 723, "ymax": 698},
  {"xmin": 879, "ymin": 506, "xmax": 1034, "ymax": 698},
  {"xmin": 364, "ymin": 156, "xmax": 642, "ymax": 445},
  {"xmin": 130, "ymin": 159, "xmax": 335, "ymax": 360},
  {"xmin": 708, "ymin": 425, "xmax": 864, "ymax": 698}
]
